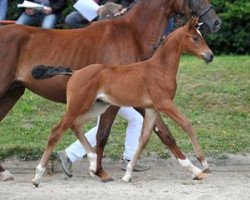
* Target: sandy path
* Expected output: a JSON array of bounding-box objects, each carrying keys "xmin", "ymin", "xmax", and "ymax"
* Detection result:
[{"xmin": 0, "ymin": 154, "xmax": 249, "ymax": 200}]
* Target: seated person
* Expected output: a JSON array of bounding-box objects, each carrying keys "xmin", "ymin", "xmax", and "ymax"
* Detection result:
[
  {"xmin": 0, "ymin": 0, "xmax": 8, "ymax": 20},
  {"xmin": 64, "ymin": 0, "xmax": 100, "ymax": 28},
  {"xmin": 16, "ymin": 0, "xmax": 67, "ymax": 29},
  {"xmin": 65, "ymin": 0, "xmax": 124, "ymax": 28}
]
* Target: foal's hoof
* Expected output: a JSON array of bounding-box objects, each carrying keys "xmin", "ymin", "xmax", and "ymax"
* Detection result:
[
  {"xmin": 0, "ymin": 170, "xmax": 14, "ymax": 181},
  {"xmin": 202, "ymin": 168, "xmax": 212, "ymax": 174},
  {"xmin": 193, "ymin": 172, "xmax": 208, "ymax": 181},
  {"xmin": 89, "ymin": 169, "xmax": 96, "ymax": 178},
  {"xmin": 32, "ymin": 179, "xmax": 39, "ymax": 187},
  {"xmin": 122, "ymin": 175, "xmax": 132, "ymax": 183}
]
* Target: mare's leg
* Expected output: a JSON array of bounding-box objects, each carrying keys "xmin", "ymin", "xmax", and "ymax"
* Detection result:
[
  {"xmin": 157, "ymin": 101, "xmax": 208, "ymax": 180},
  {"xmin": 135, "ymin": 109, "xmax": 208, "ymax": 171},
  {"xmin": 95, "ymin": 105, "xmax": 120, "ymax": 182},
  {"xmin": 0, "ymin": 85, "xmax": 25, "ymax": 121},
  {"xmin": 0, "ymin": 86, "xmax": 25, "ymax": 181},
  {"xmin": 135, "ymin": 108, "xmax": 187, "ymax": 160},
  {"xmin": 122, "ymin": 108, "xmax": 157, "ymax": 182}
]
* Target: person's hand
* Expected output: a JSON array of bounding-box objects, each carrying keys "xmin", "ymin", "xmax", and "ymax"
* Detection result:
[
  {"xmin": 114, "ymin": 8, "xmax": 127, "ymax": 17},
  {"xmin": 25, "ymin": 8, "xmax": 35, "ymax": 15},
  {"xmin": 43, "ymin": 6, "xmax": 52, "ymax": 14}
]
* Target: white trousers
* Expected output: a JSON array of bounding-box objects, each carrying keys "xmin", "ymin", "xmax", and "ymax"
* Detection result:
[{"xmin": 65, "ymin": 107, "xmax": 143, "ymax": 163}]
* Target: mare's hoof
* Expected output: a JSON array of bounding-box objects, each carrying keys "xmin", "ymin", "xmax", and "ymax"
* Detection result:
[
  {"xmin": 95, "ymin": 169, "xmax": 113, "ymax": 182},
  {"xmin": 193, "ymin": 172, "xmax": 209, "ymax": 181},
  {"xmin": 101, "ymin": 175, "xmax": 113, "ymax": 182},
  {"xmin": 0, "ymin": 170, "xmax": 14, "ymax": 181}
]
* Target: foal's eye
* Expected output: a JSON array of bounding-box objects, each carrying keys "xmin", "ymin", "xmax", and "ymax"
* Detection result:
[{"xmin": 193, "ymin": 36, "xmax": 199, "ymax": 42}]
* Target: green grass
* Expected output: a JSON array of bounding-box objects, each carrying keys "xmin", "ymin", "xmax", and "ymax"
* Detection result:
[{"xmin": 0, "ymin": 55, "xmax": 249, "ymax": 160}]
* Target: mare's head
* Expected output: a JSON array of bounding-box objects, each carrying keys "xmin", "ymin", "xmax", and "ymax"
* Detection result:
[
  {"xmin": 180, "ymin": 17, "xmax": 213, "ymax": 63},
  {"xmin": 175, "ymin": 0, "xmax": 222, "ymax": 33}
]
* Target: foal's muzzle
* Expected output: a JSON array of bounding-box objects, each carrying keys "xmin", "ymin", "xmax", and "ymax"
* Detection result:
[{"xmin": 202, "ymin": 51, "xmax": 214, "ymax": 63}]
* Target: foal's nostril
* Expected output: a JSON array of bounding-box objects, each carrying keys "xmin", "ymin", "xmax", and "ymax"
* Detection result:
[{"xmin": 210, "ymin": 53, "xmax": 214, "ymax": 62}]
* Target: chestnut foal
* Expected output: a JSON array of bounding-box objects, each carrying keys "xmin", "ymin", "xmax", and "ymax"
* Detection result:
[{"xmin": 31, "ymin": 18, "xmax": 213, "ymax": 185}]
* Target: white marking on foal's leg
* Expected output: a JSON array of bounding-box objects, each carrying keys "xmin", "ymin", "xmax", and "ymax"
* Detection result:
[
  {"xmin": 122, "ymin": 161, "xmax": 133, "ymax": 182},
  {"xmin": 87, "ymin": 152, "xmax": 97, "ymax": 177},
  {"xmin": 201, "ymin": 159, "xmax": 210, "ymax": 171},
  {"xmin": 154, "ymin": 127, "xmax": 159, "ymax": 132},
  {"xmin": 0, "ymin": 170, "xmax": 14, "ymax": 181},
  {"xmin": 32, "ymin": 164, "xmax": 46, "ymax": 187},
  {"xmin": 178, "ymin": 158, "xmax": 206, "ymax": 180}
]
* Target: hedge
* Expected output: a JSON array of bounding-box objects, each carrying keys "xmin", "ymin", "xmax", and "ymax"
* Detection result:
[
  {"xmin": 206, "ymin": 0, "xmax": 250, "ymax": 54},
  {"xmin": 5, "ymin": 0, "xmax": 250, "ymax": 54}
]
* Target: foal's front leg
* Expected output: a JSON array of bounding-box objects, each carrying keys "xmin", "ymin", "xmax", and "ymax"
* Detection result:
[
  {"xmin": 122, "ymin": 108, "xmax": 157, "ymax": 182},
  {"xmin": 157, "ymin": 101, "xmax": 208, "ymax": 180}
]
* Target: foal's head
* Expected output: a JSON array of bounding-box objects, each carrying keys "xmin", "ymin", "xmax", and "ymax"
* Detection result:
[{"xmin": 180, "ymin": 17, "xmax": 214, "ymax": 63}]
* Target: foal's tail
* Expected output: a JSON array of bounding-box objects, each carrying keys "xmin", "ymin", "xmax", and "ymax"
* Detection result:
[{"xmin": 31, "ymin": 65, "xmax": 73, "ymax": 79}]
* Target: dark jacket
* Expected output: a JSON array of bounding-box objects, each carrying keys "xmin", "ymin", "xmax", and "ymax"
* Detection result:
[
  {"xmin": 121, "ymin": 0, "xmax": 134, "ymax": 7},
  {"xmin": 19, "ymin": 0, "xmax": 67, "ymax": 14}
]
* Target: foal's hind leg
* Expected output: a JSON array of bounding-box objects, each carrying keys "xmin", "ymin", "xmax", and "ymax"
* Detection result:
[
  {"xmin": 32, "ymin": 113, "xmax": 76, "ymax": 187},
  {"xmin": 157, "ymin": 101, "xmax": 208, "ymax": 180},
  {"xmin": 70, "ymin": 125, "xmax": 97, "ymax": 177},
  {"xmin": 122, "ymin": 108, "xmax": 157, "ymax": 182},
  {"xmin": 0, "ymin": 164, "xmax": 14, "ymax": 181},
  {"xmin": 95, "ymin": 105, "xmax": 120, "ymax": 182}
]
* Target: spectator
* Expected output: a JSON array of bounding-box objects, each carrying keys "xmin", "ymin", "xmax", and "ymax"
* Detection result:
[
  {"xmin": 98, "ymin": 2, "xmax": 122, "ymax": 19},
  {"xmin": 0, "ymin": 0, "xmax": 8, "ymax": 20},
  {"xmin": 164, "ymin": 17, "xmax": 175, "ymax": 35},
  {"xmin": 120, "ymin": 0, "xmax": 134, "ymax": 8},
  {"xmin": 64, "ymin": 0, "xmax": 100, "ymax": 28},
  {"xmin": 16, "ymin": 0, "xmax": 67, "ymax": 29}
]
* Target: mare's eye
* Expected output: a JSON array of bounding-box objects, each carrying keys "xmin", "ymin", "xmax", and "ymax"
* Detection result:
[{"xmin": 193, "ymin": 36, "xmax": 199, "ymax": 42}]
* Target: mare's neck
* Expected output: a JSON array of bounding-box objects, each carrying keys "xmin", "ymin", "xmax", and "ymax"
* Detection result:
[
  {"xmin": 125, "ymin": 0, "xmax": 177, "ymax": 59},
  {"xmin": 149, "ymin": 28, "xmax": 184, "ymax": 76}
]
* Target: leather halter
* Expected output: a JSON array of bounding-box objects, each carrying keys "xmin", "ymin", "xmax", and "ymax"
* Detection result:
[{"xmin": 184, "ymin": 0, "xmax": 214, "ymax": 18}]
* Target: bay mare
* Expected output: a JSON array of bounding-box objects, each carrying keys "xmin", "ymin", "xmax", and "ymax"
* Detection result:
[
  {"xmin": 0, "ymin": 0, "xmax": 221, "ymax": 181},
  {"xmin": 31, "ymin": 17, "xmax": 213, "ymax": 185}
]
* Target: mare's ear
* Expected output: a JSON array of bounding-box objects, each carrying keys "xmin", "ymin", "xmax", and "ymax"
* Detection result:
[{"xmin": 188, "ymin": 17, "xmax": 199, "ymax": 29}]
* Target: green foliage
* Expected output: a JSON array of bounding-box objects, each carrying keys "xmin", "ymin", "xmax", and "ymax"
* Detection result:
[{"xmin": 207, "ymin": 0, "xmax": 250, "ymax": 54}]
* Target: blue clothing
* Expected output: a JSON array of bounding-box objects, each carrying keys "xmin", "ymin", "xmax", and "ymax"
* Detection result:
[
  {"xmin": 16, "ymin": 12, "xmax": 57, "ymax": 29},
  {"xmin": 0, "ymin": 0, "xmax": 8, "ymax": 20}
]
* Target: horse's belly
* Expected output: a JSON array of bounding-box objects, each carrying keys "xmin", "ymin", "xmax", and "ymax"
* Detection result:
[{"xmin": 22, "ymin": 76, "xmax": 69, "ymax": 103}]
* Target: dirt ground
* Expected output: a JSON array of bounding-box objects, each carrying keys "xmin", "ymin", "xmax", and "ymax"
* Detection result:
[{"xmin": 0, "ymin": 154, "xmax": 249, "ymax": 200}]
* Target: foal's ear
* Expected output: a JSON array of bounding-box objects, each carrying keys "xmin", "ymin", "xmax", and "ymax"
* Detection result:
[{"xmin": 188, "ymin": 17, "xmax": 199, "ymax": 29}]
